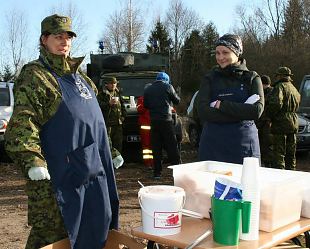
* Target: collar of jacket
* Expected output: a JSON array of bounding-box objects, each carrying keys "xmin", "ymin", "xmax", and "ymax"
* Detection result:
[
  {"xmin": 103, "ymin": 88, "xmax": 118, "ymax": 95},
  {"xmin": 274, "ymin": 76, "xmax": 292, "ymax": 85},
  {"xmin": 214, "ymin": 58, "xmax": 249, "ymax": 76},
  {"xmin": 39, "ymin": 46, "xmax": 84, "ymax": 76}
]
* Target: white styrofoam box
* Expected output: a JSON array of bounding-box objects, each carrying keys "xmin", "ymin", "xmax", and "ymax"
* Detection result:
[{"xmin": 169, "ymin": 160, "xmax": 309, "ymax": 232}]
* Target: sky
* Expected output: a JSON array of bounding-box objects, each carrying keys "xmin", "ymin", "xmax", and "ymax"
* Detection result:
[{"xmin": 1, "ymin": 0, "xmax": 259, "ymax": 63}]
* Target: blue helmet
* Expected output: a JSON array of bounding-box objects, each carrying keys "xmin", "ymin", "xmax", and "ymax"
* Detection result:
[{"xmin": 156, "ymin": 72, "xmax": 170, "ymax": 84}]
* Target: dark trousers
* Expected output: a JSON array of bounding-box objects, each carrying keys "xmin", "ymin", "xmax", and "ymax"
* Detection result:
[{"xmin": 150, "ymin": 120, "xmax": 181, "ymax": 176}]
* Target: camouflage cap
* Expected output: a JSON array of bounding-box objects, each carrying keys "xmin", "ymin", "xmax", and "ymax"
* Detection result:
[
  {"xmin": 104, "ymin": 77, "xmax": 118, "ymax": 84},
  {"xmin": 275, "ymin": 66, "xmax": 293, "ymax": 76},
  {"xmin": 41, "ymin": 14, "xmax": 76, "ymax": 37}
]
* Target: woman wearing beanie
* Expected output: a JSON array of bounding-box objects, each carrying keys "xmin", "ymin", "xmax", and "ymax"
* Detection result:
[{"xmin": 197, "ymin": 34, "xmax": 264, "ymax": 164}]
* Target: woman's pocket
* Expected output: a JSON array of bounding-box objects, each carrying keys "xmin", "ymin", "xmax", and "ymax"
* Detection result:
[{"xmin": 67, "ymin": 142, "xmax": 105, "ymax": 187}]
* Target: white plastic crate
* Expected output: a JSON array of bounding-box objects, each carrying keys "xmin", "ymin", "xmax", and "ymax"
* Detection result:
[{"xmin": 169, "ymin": 160, "xmax": 309, "ymax": 232}]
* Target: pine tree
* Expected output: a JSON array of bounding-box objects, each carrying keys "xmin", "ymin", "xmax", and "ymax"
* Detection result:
[
  {"xmin": 181, "ymin": 30, "xmax": 206, "ymax": 95},
  {"xmin": 201, "ymin": 22, "xmax": 219, "ymax": 71},
  {"xmin": 1, "ymin": 64, "xmax": 14, "ymax": 82},
  {"xmin": 282, "ymin": 0, "xmax": 305, "ymax": 47},
  {"xmin": 146, "ymin": 21, "xmax": 172, "ymax": 54}
]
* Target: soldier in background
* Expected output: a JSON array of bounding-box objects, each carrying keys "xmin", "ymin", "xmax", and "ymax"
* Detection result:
[
  {"xmin": 4, "ymin": 14, "xmax": 119, "ymax": 249},
  {"xmin": 265, "ymin": 67, "xmax": 301, "ymax": 170},
  {"xmin": 98, "ymin": 77, "xmax": 127, "ymax": 154},
  {"xmin": 256, "ymin": 75, "xmax": 273, "ymax": 167}
]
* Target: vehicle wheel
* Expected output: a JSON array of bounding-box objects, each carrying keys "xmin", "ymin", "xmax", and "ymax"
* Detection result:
[{"xmin": 189, "ymin": 126, "xmax": 199, "ymax": 148}]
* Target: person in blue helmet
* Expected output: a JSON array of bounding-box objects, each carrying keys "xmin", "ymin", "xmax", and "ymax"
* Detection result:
[
  {"xmin": 144, "ymin": 72, "xmax": 181, "ymax": 179},
  {"xmin": 197, "ymin": 34, "xmax": 264, "ymax": 164}
]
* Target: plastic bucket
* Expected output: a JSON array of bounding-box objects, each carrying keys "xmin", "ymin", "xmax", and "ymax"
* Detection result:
[{"xmin": 138, "ymin": 185, "xmax": 185, "ymax": 236}]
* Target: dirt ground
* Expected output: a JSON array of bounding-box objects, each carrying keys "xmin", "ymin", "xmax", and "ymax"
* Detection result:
[{"xmin": 0, "ymin": 142, "xmax": 309, "ymax": 249}]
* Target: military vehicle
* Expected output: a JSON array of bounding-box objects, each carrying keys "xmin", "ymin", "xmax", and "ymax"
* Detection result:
[{"xmin": 87, "ymin": 52, "xmax": 169, "ymax": 162}]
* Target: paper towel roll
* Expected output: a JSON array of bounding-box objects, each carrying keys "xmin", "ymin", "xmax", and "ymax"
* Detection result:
[
  {"xmin": 240, "ymin": 157, "xmax": 260, "ymax": 241},
  {"xmin": 130, "ymin": 96, "xmax": 136, "ymax": 108}
]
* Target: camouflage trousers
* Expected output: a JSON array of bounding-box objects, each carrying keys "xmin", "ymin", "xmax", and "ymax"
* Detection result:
[
  {"xmin": 25, "ymin": 180, "xmax": 67, "ymax": 249},
  {"xmin": 107, "ymin": 125, "xmax": 123, "ymax": 153},
  {"xmin": 258, "ymin": 126, "xmax": 273, "ymax": 167},
  {"xmin": 271, "ymin": 133, "xmax": 297, "ymax": 170}
]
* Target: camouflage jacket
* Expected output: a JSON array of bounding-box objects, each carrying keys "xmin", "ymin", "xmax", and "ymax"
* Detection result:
[
  {"xmin": 5, "ymin": 47, "xmax": 98, "ymax": 176},
  {"xmin": 97, "ymin": 88, "xmax": 126, "ymax": 126},
  {"xmin": 256, "ymin": 86, "xmax": 273, "ymax": 129},
  {"xmin": 265, "ymin": 77, "xmax": 300, "ymax": 134}
]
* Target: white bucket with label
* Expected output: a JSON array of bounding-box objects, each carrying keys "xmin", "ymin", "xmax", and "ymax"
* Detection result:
[{"xmin": 138, "ymin": 185, "xmax": 185, "ymax": 236}]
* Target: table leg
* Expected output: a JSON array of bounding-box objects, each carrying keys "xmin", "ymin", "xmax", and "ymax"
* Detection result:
[
  {"xmin": 305, "ymin": 231, "xmax": 310, "ymax": 248},
  {"xmin": 147, "ymin": 240, "xmax": 155, "ymax": 249},
  {"xmin": 291, "ymin": 237, "xmax": 302, "ymax": 246}
]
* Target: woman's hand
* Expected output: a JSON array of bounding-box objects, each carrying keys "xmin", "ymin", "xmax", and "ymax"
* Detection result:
[
  {"xmin": 28, "ymin": 167, "xmax": 51, "ymax": 181},
  {"xmin": 244, "ymin": 94, "xmax": 260, "ymax": 104},
  {"xmin": 210, "ymin": 100, "xmax": 221, "ymax": 109}
]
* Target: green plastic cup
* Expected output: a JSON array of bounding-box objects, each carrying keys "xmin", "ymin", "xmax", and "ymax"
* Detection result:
[{"xmin": 211, "ymin": 196, "xmax": 251, "ymax": 245}]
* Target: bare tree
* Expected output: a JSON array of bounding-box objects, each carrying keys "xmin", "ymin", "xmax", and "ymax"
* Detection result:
[
  {"xmin": 255, "ymin": 0, "xmax": 286, "ymax": 39},
  {"xmin": 103, "ymin": 10, "xmax": 126, "ymax": 53},
  {"xmin": 4, "ymin": 9, "xmax": 28, "ymax": 78},
  {"xmin": 101, "ymin": 0, "xmax": 145, "ymax": 53},
  {"xmin": 165, "ymin": 0, "xmax": 203, "ymax": 60},
  {"xmin": 236, "ymin": 5, "xmax": 266, "ymax": 46}
]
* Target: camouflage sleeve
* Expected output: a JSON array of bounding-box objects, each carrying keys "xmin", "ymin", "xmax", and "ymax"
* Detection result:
[
  {"xmin": 265, "ymin": 85, "xmax": 283, "ymax": 119},
  {"xmin": 119, "ymin": 93, "xmax": 127, "ymax": 118},
  {"xmin": 99, "ymin": 91, "xmax": 112, "ymax": 115},
  {"xmin": 4, "ymin": 65, "xmax": 51, "ymax": 176}
]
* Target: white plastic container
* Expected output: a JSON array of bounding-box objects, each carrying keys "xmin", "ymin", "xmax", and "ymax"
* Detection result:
[
  {"xmin": 169, "ymin": 161, "xmax": 241, "ymax": 219},
  {"xmin": 169, "ymin": 160, "xmax": 309, "ymax": 232},
  {"xmin": 260, "ymin": 178, "xmax": 302, "ymax": 232},
  {"xmin": 138, "ymin": 185, "xmax": 185, "ymax": 236}
]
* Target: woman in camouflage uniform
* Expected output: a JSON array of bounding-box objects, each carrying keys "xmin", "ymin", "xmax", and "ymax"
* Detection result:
[{"xmin": 5, "ymin": 14, "xmax": 119, "ymax": 249}]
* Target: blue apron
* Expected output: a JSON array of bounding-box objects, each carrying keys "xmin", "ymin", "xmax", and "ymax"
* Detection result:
[
  {"xmin": 39, "ymin": 59, "xmax": 119, "ymax": 249},
  {"xmin": 199, "ymin": 80, "xmax": 260, "ymax": 164}
]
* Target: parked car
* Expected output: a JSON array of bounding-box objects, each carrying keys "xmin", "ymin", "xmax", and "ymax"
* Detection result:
[
  {"xmin": 297, "ymin": 114, "xmax": 310, "ymax": 152},
  {"xmin": 186, "ymin": 92, "xmax": 310, "ymax": 152},
  {"xmin": 0, "ymin": 82, "xmax": 14, "ymax": 149},
  {"xmin": 299, "ymin": 75, "xmax": 310, "ymax": 119}
]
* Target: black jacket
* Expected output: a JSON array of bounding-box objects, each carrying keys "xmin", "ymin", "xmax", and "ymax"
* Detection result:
[
  {"xmin": 197, "ymin": 59, "xmax": 264, "ymax": 124},
  {"xmin": 144, "ymin": 80, "xmax": 180, "ymax": 121}
]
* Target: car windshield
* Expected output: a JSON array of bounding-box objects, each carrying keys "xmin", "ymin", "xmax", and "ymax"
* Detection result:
[
  {"xmin": 0, "ymin": 88, "xmax": 10, "ymax": 106},
  {"xmin": 118, "ymin": 78, "xmax": 154, "ymax": 96},
  {"xmin": 300, "ymin": 79, "xmax": 310, "ymax": 107}
]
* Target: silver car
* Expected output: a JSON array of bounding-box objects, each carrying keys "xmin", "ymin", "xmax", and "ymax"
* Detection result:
[{"xmin": 0, "ymin": 82, "xmax": 14, "ymax": 146}]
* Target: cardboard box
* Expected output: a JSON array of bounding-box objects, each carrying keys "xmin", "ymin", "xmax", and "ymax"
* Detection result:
[
  {"xmin": 169, "ymin": 161, "xmax": 309, "ymax": 232},
  {"xmin": 40, "ymin": 230, "xmax": 145, "ymax": 249}
]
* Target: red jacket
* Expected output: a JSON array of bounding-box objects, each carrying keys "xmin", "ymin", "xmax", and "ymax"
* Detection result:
[{"xmin": 137, "ymin": 96, "xmax": 150, "ymax": 125}]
